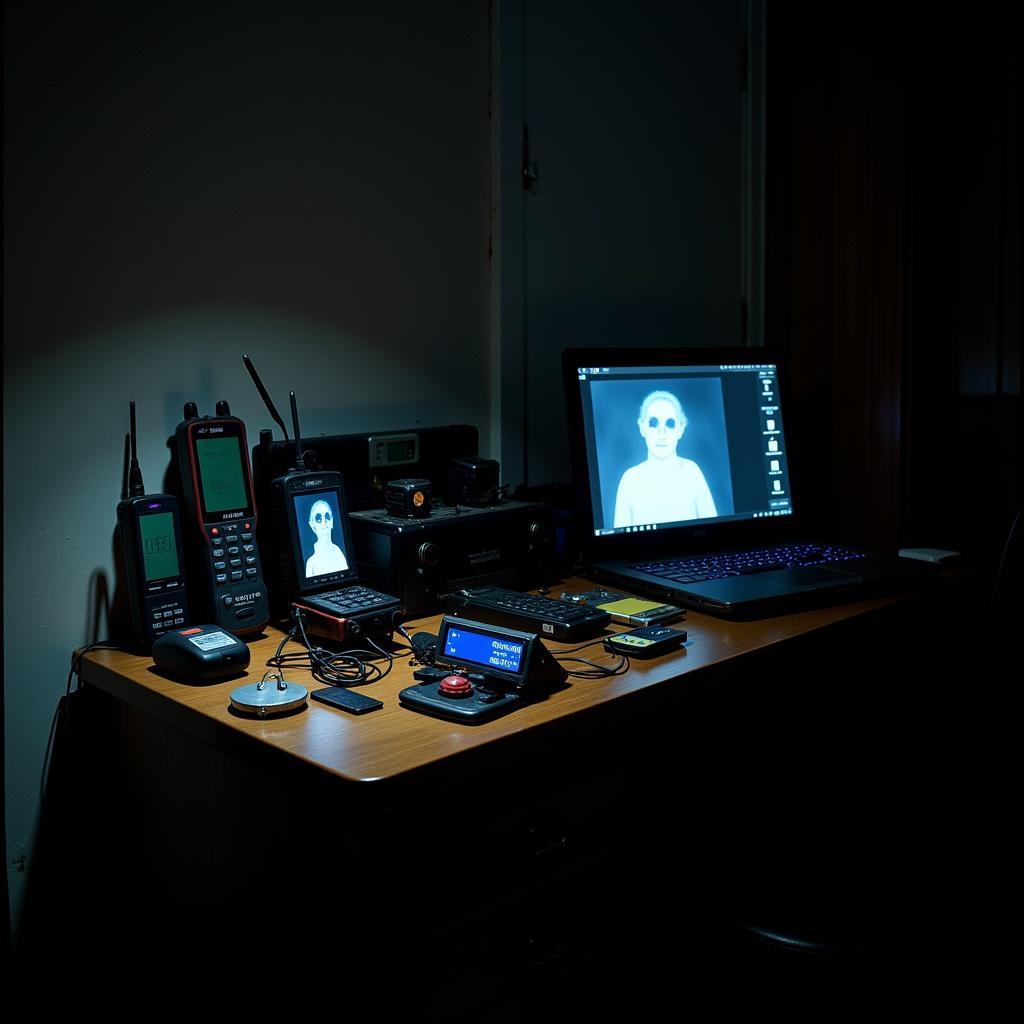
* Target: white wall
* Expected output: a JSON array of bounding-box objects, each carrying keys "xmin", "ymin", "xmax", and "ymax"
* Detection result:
[{"xmin": 3, "ymin": 0, "xmax": 492, "ymax": 932}]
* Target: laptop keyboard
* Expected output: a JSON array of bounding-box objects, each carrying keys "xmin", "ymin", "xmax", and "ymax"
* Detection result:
[{"xmin": 632, "ymin": 543, "xmax": 868, "ymax": 583}]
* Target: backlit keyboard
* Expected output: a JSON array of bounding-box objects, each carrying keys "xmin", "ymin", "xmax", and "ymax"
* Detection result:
[{"xmin": 632, "ymin": 543, "xmax": 867, "ymax": 583}]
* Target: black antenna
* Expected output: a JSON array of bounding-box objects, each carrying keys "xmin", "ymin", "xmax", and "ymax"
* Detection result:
[
  {"xmin": 127, "ymin": 401, "xmax": 145, "ymax": 497},
  {"xmin": 290, "ymin": 392, "xmax": 306, "ymax": 472},
  {"xmin": 242, "ymin": 353, "xmax": 289, "ymax": 441},
  {"xmin": 121, "ymin": 433, "xmax": 131, "ymax": 501}
]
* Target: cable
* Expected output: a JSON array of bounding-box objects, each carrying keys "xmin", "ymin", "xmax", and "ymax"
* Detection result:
[
  {"xmin": 43, "ymin": 640, "xmax": 121, "ymax": 798},
  {"xmin": 265, "ymin": 609, "xmax": 396, "ymax": 688},
  {"xmin": 551, "ymin": 635, "xmax": 630, "ymax": 679}
]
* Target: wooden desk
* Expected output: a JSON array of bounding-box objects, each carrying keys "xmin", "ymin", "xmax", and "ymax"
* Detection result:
[{"xmin": 74, "ymin": 578, "xmax": 952, "ymax": 1018}]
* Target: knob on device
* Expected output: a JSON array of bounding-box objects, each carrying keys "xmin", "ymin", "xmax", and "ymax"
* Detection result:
[
  {"xmin": 438, "ymin": 674, "xmax": 473, "ymax": 698},
  {"xmin": 385, "ymin": 478, "xmax": 433, "ymax": 518}
]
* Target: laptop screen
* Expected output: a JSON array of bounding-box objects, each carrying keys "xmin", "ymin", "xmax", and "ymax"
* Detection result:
[{"xmin": 567, "ymin": 356, "xmax": 795, "ymax": 538}]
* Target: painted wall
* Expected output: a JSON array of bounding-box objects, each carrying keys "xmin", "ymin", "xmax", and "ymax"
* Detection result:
[{"xmin": 3, "ymin": 0, "xmax": 491, "ymax": 931}]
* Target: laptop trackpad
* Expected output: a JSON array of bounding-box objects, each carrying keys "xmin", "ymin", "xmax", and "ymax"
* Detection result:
[{"xmin": 764, "ymin": 565, "xmax": 861, "ymax": 590}]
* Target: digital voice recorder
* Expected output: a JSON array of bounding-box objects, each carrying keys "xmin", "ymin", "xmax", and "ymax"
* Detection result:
[
  {"xmin": 174, "ymin": 400, "xmax": 270, "ymax": 635},
  {"xmin": 116, "ymin": 402, "xmax": 190, "ymax": 649}
]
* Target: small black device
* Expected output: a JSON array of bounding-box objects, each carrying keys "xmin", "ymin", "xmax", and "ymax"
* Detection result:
[
  {"xmin": 384, "ymin": 477, "xmax": 432, "ymax": 518},
  {"xmin": 173, "ymin": 399, "xmax": 270, "ymax": 635},
  {"xmin": 450, "ymin": 585, "xmax": 610, "ymax": 642},
  {"xmin": 151, "ymin": 624, "xmax": 251, "ymax": 680},
  {"xmin": 603, "ymin": 625, "xmax": 687, "ymax": 659},
  {"xmin": 399, "ymin": 615, "xmax": 566, "ymax": 722},
  {"xmin": 310, "ymin": 686, "xmax": 383, "ymax": 714},
  {"xmin": 448, "ymin": 455, "xmax": 500, "ymax": 507},
  {"xmin": 116, "ymin": 402, "xmax": 191, "ymax": 649},
  {"xmin": 242, "ymin": 357, "xmax": 401, "ymax": 641}
]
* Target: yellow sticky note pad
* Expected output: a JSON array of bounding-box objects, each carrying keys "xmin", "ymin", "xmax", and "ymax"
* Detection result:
[{"xmin": 596, "ymin": 598, "xmax": 683, "ymax": 624}]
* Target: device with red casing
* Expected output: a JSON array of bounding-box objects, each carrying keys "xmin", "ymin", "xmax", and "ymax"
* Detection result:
[{"xmin": 173, "ymin": 402, "xmax": 270, "ymax": 635}]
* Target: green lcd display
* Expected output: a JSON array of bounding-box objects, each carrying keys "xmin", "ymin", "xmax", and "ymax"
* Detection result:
[
  {"xmin": 196, "ymin": 437, "xmax": 248, "ymax": 514},
  {"xmin": 139, "ymin": 512, "xmax": 180, "ymax": 581}
]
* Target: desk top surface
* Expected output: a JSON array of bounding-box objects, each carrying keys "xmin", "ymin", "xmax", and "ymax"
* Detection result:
[{"xmin": 79, "ymin": 578, "xmax": 932, "ymax": 788}]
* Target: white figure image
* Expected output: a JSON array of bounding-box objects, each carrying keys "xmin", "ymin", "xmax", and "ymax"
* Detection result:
[
  {"xmin": 305, "ymin": 499, "xmax": 348, "ymax": 577},
  {"xmin": 613, "ymin": 390, "xmax": 717, "ymax": 528}
]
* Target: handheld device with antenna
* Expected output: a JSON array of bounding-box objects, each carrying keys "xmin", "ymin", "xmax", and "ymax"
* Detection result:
[
  {"xmin": 244, "ymin": 356, "xmax": 400, "ymax": 640},
  {"xmin": 173, "ymin": 396, "xmax": 270, "ymax": 635},
  {"xmin": 116, "ymin": 401, "xmax": 190, "ymax": 649}
]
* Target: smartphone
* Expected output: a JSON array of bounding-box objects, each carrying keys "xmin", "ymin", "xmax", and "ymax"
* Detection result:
[{"xmin": 310, "ymin": 687, "xmax": 383, "ymax": 714}]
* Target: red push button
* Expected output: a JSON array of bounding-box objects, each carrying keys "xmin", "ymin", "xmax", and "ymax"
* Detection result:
[{"xmin": 438, "ymin": 674, "xmax": 473, "ymax": 698}]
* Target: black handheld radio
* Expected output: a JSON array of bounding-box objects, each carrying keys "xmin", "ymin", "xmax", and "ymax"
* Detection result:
[
  {"xmin": 116, "ymin": 402, "xmax": 190, "ymax": 649},
  {"xmin": 174, "ymin": 399, "xmax": 270, "ymax": 635}
]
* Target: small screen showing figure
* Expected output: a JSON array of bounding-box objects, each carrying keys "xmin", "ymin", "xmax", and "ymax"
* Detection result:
[
  {"xmin": 293, "ymin": 488, "xmax": 350, "ymax": 581},
  {"xmin": 196, "ymin": 437, "xmax": 249, "ymax": 514},
  {"xmin": 139, "ymin": 511, "xmax": 180, "ymax": 581}
]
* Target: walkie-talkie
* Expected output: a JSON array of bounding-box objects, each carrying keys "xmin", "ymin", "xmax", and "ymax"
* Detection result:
[
  {"xmin": 116, "ymin": 402, "xmax": 190, "ymax": 649},
  {"xmin": 174, "ymin": 399, "xmax": 270, "ymax": 635}
]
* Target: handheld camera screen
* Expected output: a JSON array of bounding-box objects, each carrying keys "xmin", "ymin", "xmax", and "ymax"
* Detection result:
[
  {"xmin": 196, "ymin": 437, "xmax": 249, "ymax": 514},
  {"xmin": 292, "ymin": 489, "xmax": 350, "ymax": 582},
  {"xmin": 139, "ymin": 511, "xmax": 180, "ymax": 581},
  {"xmin": 443, "ymin": 624, "xmax": 525, "ymax": 673}
]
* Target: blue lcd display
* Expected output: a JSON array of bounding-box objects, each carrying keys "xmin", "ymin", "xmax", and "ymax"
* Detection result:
[{"xmin": 443, "ymin": 625, "xmax": 524, "ymax": 673}]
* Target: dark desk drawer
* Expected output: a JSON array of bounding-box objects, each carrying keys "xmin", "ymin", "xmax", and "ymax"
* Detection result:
[
  {"xmin": 419, "ymin": 851, "xmax": 638, "ymax": 1022},
  {"xmin": 415, "ymin": 739, "xmax": 639, "ymax": 927}
]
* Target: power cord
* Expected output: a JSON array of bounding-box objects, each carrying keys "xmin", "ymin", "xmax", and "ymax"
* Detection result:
[
  {"xmin": 552, "ymin": 636, "xmax": 630, "ymax": 679},
  {"xmin": 43, "ymin": 639, "xmax": 121, "ymax": 798}
]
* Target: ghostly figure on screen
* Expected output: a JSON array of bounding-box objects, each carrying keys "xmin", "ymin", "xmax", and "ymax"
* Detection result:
[
  {"xmin": 305, "ymin": 499, "xmax": 349, "ymax": 578},
  {"xmin": 613, "ymin": 390, "xmax": 717, "ymax": 528}
]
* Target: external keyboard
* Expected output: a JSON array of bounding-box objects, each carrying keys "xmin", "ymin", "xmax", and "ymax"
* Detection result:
[
  {"xmin": 632, "ymin": 543, "xmax": 868, "ymax": 583},
  {"xmin": 305, "ymin": 585, "xmax": 400, "ymax": 617},
  {"xmin": 452, "ymin": 586, "xmax": 611, "ymax": 642}
]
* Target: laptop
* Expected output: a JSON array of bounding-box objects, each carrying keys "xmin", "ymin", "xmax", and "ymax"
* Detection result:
[{"xmin": 561, "ymin": 347, "xmax": 934, "ymax": 617}]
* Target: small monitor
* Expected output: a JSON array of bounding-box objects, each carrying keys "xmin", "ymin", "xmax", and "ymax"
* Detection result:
[{"xmin": 286, "ymin": 480, "xmax": 358, "ymax": 595}]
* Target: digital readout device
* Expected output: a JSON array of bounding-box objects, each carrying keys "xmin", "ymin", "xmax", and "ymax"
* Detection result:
[
  {"xmin": 174, "ymin": 401, "xmax": 270, "ymax": 635},
  {"xmin": 399, "ymin": 615, "xmax": 567, "ymax": 722},
  {"xmin": 116, "ymin": 402, "xmax": 190, "ymax": 649}
]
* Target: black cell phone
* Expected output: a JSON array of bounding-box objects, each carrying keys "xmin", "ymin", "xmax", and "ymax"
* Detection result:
[
  {"xmin": 310, "ymin": 687, "xmax": 383, "ymax": 714},
  {"xmin": 603, "ymin": 625, "xmax": 687, "ymax": 659}
]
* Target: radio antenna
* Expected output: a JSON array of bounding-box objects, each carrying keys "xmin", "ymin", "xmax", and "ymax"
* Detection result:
[
  {"xmin": 290, "ymin": 392, "xmax": 306, "ymax": 472},
  {"xmin": 127, "ymin": 401, "xmax": 146, "ymax": 497},
  {"xmin": 242, "ymin": 353, "xmax": 289, "ymax": 441},
  {"xmin": 120, "ymin": 433, "xmax": 131, "ymax": 501}
]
